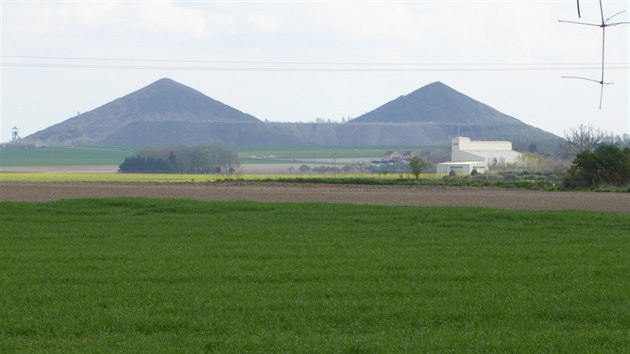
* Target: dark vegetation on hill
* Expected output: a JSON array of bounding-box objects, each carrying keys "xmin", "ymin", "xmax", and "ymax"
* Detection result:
[
  {"xmin": 119, "ymin": 145, "xmax": 239, "ymax": 174},
  {"xmin": 22, "ymin": 79, "xmax": 559, "ymax": 150}
]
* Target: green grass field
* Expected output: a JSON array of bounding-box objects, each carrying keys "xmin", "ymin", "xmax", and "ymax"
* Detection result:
[
  {"xmin": 1, "ymin": 199, "xmax": 629, "ymax": 352},
  {"xmin": 1, "ymin": 146, "xmax": 440, "ymax": 167},
  {"xmin": 0, "ymin": 147, "xmax": 135, "ymax": 166}
]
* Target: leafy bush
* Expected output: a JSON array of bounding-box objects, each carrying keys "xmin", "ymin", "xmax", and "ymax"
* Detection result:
[
  {"xmin": 408, "ymin": 156, "xmax": 429, "ymax": 179},
  {"xmin": 564, "ymin": 145, "xmax": 630, "ymax": 188}
]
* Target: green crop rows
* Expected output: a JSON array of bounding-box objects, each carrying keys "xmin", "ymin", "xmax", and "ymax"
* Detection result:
[
  {"xmin": 1, "ymin": 199, "xmax": 629, "ymax": 352},
  {"xmin": 0, "ymin": 146, "xmax": 440, "ymax": 167},
  {"xmin": 0, "ymin": 147, "xmax": 135, "ymax": 166}
]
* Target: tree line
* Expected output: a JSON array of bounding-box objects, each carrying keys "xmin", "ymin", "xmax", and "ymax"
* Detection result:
[
  {"xmin": 119, "ymin": 145, "xmax": 240, "ymax": 174},
  {"xmin": 562, "ymin": 124, "xmax": 630, "ymax": 188}
]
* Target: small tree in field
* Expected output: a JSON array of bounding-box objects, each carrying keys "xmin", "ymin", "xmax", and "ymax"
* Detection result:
[{"xmin": 408, "ymin": 156, "xmax": 428, "ymax": 180}]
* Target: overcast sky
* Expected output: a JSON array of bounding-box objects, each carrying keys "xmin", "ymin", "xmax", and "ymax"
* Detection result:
[{"xmin": 1, "ymin": 0, "xmax": 628, "ymax": 143}]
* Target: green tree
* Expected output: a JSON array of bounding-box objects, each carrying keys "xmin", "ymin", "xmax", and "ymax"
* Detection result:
[
  {"xmin": 408, "ymin": 156, "xmax": 429, "ymax": 180},
  {"xmin": 190, "ymin": 149, "xmax": 212, "ymax": 173},
  {"xmin": 528, "ymin": 143, "xmax": 537, "ymax": 153},
  {"xmin": 119, "ymin": 145, "xmax": 239, "ymax": 174},
  {"xmin": 564, "ymin": 145, "xmax": 630, "ymax": 188}
]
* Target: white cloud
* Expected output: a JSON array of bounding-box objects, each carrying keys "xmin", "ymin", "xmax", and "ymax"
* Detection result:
[
  {"xmin": 10, "ymin": 1, "xmax": 216, "ymax": 39},
  {"xmin": 132, "ymin": 1, "xmax": 213, "ymax": 39},
  {"xmin": 66, "ymin": 2, "xmax": 121, "ymax": 28},
  {"xmin": 246, "ymin": 11, "xmax": 282, "ymax": 33},
  {"xmin": 13, "ymin": 1, "xmax": 121, "ymax": 34},
  {"xmin": 412, "ymin": 2, "xmax": 608, "ymax": 63},
  {"xmin": 312, "ymin": 2, "xmax": 425, "ymax": 42}
]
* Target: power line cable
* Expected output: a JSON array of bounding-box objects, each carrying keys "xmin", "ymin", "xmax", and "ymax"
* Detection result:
[
  {"xmin": 0, "ymin": 63, "xmax": 630, "ymax": 72},
  {"xmin": 1, "ymin": 62, "xmax": 628, "ymax": 72},
  {"xmin": 2, "ymin": 55, "xmax": 629, "ymax": 67}
]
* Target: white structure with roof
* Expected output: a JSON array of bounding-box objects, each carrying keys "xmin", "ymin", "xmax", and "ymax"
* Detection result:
[{"xmin": 437, "ymin": 137, "xmax": 522, "ymax": 175}]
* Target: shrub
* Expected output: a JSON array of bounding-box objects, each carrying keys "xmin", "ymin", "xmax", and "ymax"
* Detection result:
[{"xmin": 564, "ymin": 145, "xmax": 630, "ymax": 188}]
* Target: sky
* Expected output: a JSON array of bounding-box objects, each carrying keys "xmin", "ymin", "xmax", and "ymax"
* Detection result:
[{"xmin": 1, "ymin": 0, "xmax": 629, "ymax": 143}]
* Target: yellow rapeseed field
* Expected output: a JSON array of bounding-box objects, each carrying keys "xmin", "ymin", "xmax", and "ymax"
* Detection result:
[{"xmin": 0, "ymin": 172, "xmax": 441, "ymax": 183}]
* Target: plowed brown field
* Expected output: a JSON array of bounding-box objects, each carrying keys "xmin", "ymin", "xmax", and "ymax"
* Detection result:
[{"xmin": 2, "ymin": 182, "xmax": 630, "ymax": 214}]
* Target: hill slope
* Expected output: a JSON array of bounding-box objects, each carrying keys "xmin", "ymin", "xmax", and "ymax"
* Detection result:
[
  {"xmin": 351, "ymin": 82, "xmax": 527, "ymax": 125},
  {"xmin": 23, "ymin": 80, "xmax": 558, "ymax": 148},
  {"xmin": 101, "ymin": 121, "xmax": 558, "ymax": 152},
  {"xmin": 24, "ymin": 78, "xmax": 261, "ymax": 146}
]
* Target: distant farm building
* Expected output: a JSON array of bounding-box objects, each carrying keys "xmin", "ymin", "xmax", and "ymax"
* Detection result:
[
  {"xmin": 373, "ymin": 150, "xmax": 417, "ymax": 166},
  {"xmin": 382, "ymin": 151, "xmax": 402, "ymax": 161},
  {"xmin": 437, "ymin": 137, "xmax": 522, "ymax": 175}
]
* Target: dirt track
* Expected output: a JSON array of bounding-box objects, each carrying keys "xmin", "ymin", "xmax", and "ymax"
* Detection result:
[{"xmin": 2, "ymin": 182, "xmax": 630, "ymax": 214}]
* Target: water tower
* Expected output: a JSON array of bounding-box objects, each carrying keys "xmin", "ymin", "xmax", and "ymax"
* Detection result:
[{"xmin": 12, "ymin": 127, "xmax": 20, "ymax": 142}]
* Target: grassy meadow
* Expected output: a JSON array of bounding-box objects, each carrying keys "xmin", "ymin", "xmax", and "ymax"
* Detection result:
[
  {"xmin": 0, "ymin": 145, "xmax": 438, "ymax": 167},
  {"xmin": 1, "ymin": 199, "xmax": 630, "ymax": 352},
  {"xmin": 0, "ymin": 147, "xmax": 135, "ymax": 166}
]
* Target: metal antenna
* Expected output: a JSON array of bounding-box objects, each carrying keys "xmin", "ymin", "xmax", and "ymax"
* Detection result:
[
  {"xmin": 577, "ymin": 0, "xmax": 581, "ymax": 18},
  {"xmin": 559, "ymin": 0, "xmax": 629, "ymax": 109}
]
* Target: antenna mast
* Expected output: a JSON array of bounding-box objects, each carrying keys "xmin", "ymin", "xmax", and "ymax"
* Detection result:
[{"xmin": 559, "ymin": 0, "xmax": 629, "ymax": 109}]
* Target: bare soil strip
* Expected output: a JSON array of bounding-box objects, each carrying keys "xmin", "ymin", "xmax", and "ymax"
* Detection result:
[{"xmin": 2, "ymin": 182, "xmax": 630, "ymax": 214}]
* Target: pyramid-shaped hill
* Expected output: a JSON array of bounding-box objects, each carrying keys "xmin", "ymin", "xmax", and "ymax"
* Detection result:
[
  {"xmin": 351, "ymin": 82, "xmax": 527, "ymax": 125},
  {"xmin": 24, "ymin": 78, "xmax": 261, "ymax": 146},
  {"xmin": 348, "ymin": 81, "xmax": 558, "ymax": 146},
  {"xmin": 24, "ymin": 79, "xmax": 559, "ymax": 148}
]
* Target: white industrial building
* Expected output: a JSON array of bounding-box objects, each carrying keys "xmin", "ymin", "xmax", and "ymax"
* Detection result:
[{"xmin": 437, "ymin": 137, "xmax": 522, "ymax": 175}]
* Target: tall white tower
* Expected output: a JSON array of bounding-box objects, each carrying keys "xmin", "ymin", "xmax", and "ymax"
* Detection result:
[{"xmin": 11, "ymin": 127, "xmax": 20, "ymax": 142}]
